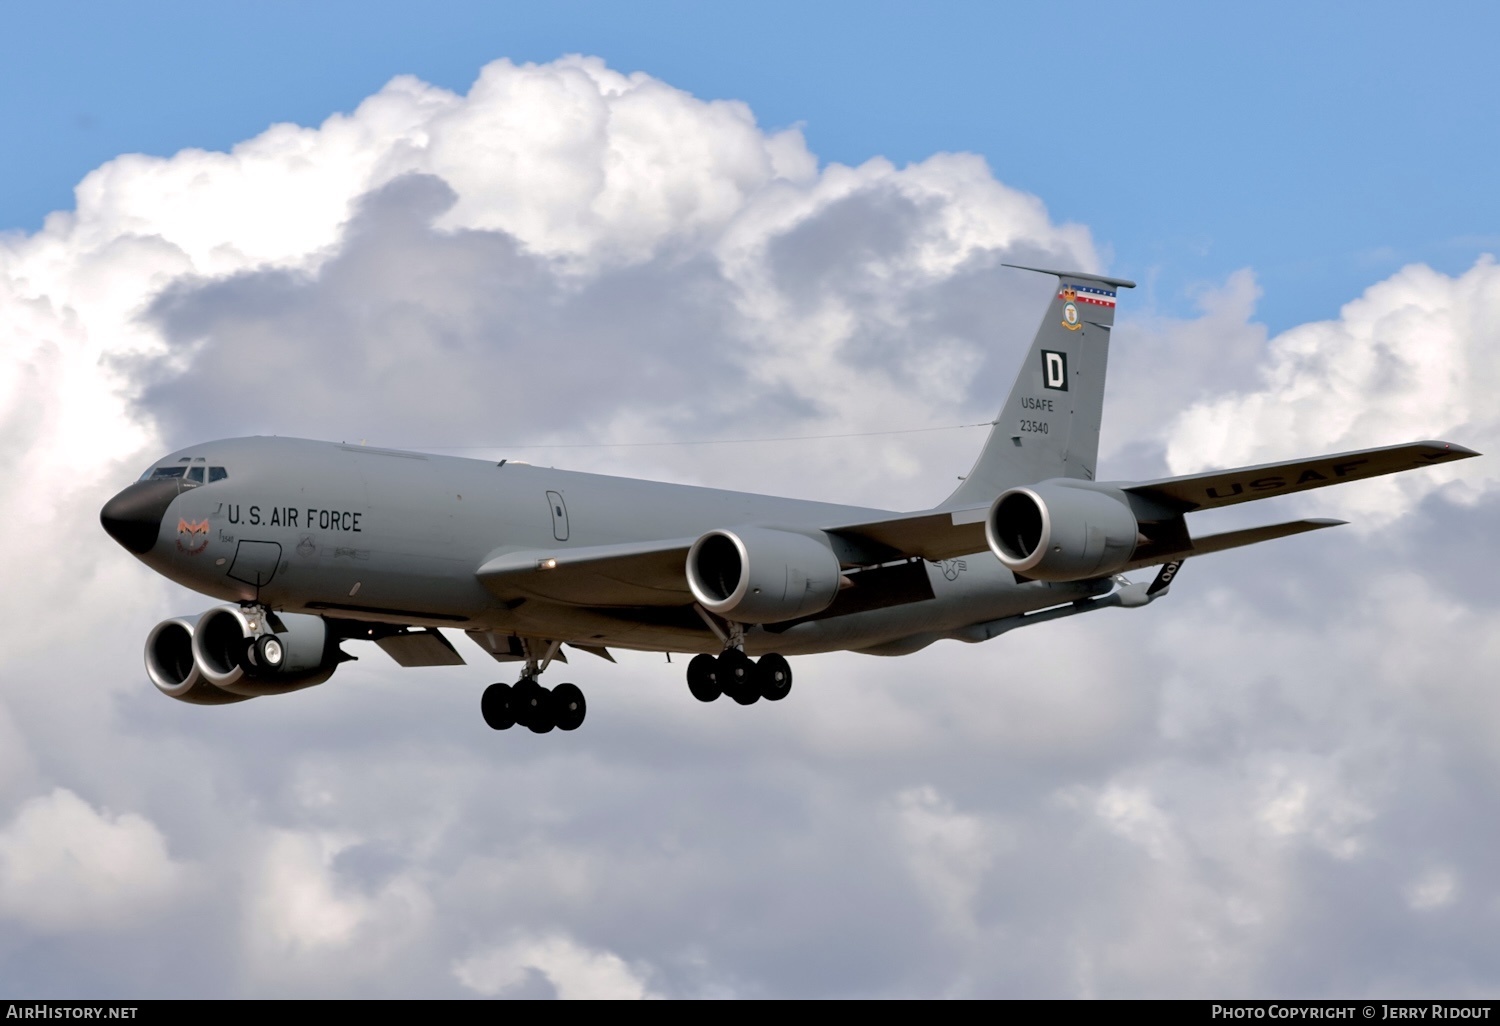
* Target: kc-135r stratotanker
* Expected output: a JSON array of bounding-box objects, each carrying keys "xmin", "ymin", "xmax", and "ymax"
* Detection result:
[{"xmin": 101, "ymin": 265, "xmax": 1478, "ymax": 733}]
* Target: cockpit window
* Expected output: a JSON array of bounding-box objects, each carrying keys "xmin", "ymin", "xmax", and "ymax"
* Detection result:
[{"xmin": 139, "ymin": 461, "xmax": 227, "ymax": 483}]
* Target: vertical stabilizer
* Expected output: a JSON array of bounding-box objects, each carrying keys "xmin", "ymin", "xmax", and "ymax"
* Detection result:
[{"xmin": 942, "ymin": 265, "xmax": 1135, "ymax": 508}]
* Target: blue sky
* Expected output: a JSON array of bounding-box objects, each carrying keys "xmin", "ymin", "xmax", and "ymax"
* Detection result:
[{"xmin": 5, "ymin": 1, "xmax": 1496, "ymax": 333}]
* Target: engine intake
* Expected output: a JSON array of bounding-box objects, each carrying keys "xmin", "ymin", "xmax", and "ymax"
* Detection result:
[
  {"xmin": 190, "ymin": 606, "xmax": 340, "ymax": 698},
  {"xmin": 686, "ymin": 526, "xmax": 842, "ymax": 623},
  {"xmin": 144, "ymin": 617, "xmax": 251, "ymax": 705},
  {"xmin": 986, "ymin": 482, "xmax": 1139, "ymax": 581}
]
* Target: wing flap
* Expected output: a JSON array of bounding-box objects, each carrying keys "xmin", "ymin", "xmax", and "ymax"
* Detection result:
[
  {"xmin": 826, "ymin": 505, "xmax": 989, "ymax": 564},
  {"xmin": 1125, "ymin": 440, "xmax": 1478, "ymax": 514},
  {"xmin": 375, "ymin": 629, "xmax": 467, "ymax": 667},
  {"xmin": 1117, "ymin": 518, "xmax": 1345, "ymax": 573}
]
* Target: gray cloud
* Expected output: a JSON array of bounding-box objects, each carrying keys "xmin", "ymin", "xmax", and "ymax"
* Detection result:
[{"xmin": 139, "ymin": 174, "xmax": 754, "ymax": 450}]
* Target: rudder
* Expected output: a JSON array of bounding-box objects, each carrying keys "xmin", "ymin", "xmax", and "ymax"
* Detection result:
[{"xmin": 943, "ymin": 264, "xmax": 1135, "ymax": 508}]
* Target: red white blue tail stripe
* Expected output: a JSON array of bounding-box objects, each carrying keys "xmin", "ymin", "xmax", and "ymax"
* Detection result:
[{"xmin": 1060, "ymin": 283, "xmax": 1117, "ymax": 308}]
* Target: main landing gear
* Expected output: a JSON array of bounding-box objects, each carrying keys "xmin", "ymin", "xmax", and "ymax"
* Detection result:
[
  {"xmin": 684, "ymin": 616, "xmax": 793, "ymax": 706},
  {"xmin": 481, "ymin": 640, "xmax": 586, "ymax": 734},
  {"xmin": 686, "ymin": 650, "xmax": 792, "ymax": 705}
]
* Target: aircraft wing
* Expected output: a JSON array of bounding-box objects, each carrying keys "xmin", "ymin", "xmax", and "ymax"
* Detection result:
[
  {"xmin": 824, "ymin": 510, "xmax": 1352, "ymax": 574},
  {"xmin": 1117, "ymin": 517, "xmax": 1345, "ymax": 573},
  {"xmin": 474, "ymin": 441, "xmax": 1476, "ymax": 608},
  {"xmin": 822, "ymin": 440, "xmax": 1476, "ymax": 567},
  {"xmin": 474, "ymin": 505, "xmax": 1000, "ymax": 611},
  {"xmin": 472, "ymin": 517, "xmax": 989, "ymax": 609},
  {"xmin": 1122, "ymin": 440, "xmax": 1478, "ymax": 513},
  {"xmin": 824, "ymin": 506, "xmax": 990, "ymax": 564},
  {"xmin": 476, "ymin": 538, "xmax": 696, "ymax": 607}
]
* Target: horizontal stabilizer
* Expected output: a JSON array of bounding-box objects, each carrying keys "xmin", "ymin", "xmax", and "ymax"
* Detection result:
[
  {"xmin": 1000, "ymin": 263, "xmax": 1138, "ymax": 289},
  {"xmin": 1118, "ymin": 518, "xmax": 1345, "ymax": 573},
  {"xmin": 1126, "ymin": 441, "xmax": 1478, "ymax": 514}
]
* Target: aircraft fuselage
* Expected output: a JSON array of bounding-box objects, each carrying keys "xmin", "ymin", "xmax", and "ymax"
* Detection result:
[{"xmin": 116, "ymin": 435, "xmax": 1100, "ymax": 660}]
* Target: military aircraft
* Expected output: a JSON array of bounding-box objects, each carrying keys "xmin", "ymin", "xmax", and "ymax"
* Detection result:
[{"xmin": 101, "ymin": 265, "xmax": 1478, "ymax": 733}]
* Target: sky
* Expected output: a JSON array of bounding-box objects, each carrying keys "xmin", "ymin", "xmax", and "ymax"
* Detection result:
[{"xmin": 3, "ymin": 2, "xmax": 1499, "ymax": 999}]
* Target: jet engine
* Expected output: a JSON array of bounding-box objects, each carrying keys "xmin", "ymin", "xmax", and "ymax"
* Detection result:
[
  {"xmin": 686, "ymin": 526, "xmax": 842, "ymax": 623},
  {"xmin": 986, "ymin": 481, "xmax": 1139, "ymax": 581},
  {"xmin": 189, "ymin": 606, "xmax": 342, "ymax": 698},
  {"xmin": 144, "ymin": 616, "xmax": 252, "ymax": 705}
]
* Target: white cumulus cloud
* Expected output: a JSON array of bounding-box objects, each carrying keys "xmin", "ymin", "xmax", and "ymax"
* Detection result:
[
  {"xmin": 1163, "ymin": 258, "xmax": 1500, "ymax": 524},
  {"xmin": 0, "ymin": 789, "xmax": 189, "ymax": 932},
  {"xmin": 454, "ymin": 933, "xmax": 659, "ymax": 999}
]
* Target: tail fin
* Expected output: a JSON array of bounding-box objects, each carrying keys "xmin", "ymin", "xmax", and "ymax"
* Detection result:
[{"xmin": 942, "ymin": 265, "xmax": 1135, "ymax": 508}]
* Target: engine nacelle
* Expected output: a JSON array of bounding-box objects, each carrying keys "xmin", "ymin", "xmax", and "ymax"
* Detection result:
[
  {"xmin": 985, "ymin": 481, "xmax": 1139, "ymax": 581},
  {"xmin": 190, "ymin": 606, "xmax": 340, "ymax": 698},
  {"xmin": 686, "ymin": 526, "xmax": 842, "ymax": 624},
  {"xmin": 144, "ymin": 617, "xmax": 252, "ymax": 705}
]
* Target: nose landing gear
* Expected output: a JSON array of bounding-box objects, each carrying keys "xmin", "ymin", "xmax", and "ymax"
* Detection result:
[{"xmin": 481, "ymin": 640, "xmax": 587, "ymax": 733}]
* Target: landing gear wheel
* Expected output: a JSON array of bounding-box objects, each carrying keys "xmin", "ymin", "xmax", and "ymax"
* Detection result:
[
  {"xmin": 720, "ymin": 650, "xmax": 759, "ymax": 706},
  {"xmin": 687, "ymin": 654, "xmax": 721, "ymax": 703},
  {"xmin": 757, "ymin": 653, "xmax": 792, "ymax": 701},
  {"xmin": 253, "ymin": 634, "xmax": 285, "ymax": 672},
  {"xmin": 552, "ymin": 683, "xmax": 586, "ymax": 731},
  {"xmin": 513, "ymin": 677, "xmax": 555, "ymax": 733},
  {"xmin": 481, "ymin": 682, "xmax": 515, "ymax": 730}
]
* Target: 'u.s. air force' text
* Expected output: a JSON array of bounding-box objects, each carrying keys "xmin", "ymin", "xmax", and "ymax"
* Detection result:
[{"xmin": 224, "ymin": 505, "xmax": 363, "ymax": 531}]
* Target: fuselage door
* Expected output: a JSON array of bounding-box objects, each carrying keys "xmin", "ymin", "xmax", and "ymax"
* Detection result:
[
  {"xmin": 546, "ymin": 491, "xmax": 569, "ymax": 542},
  {"xmin": 227, "ymin": 540, "xmax": 282, "ymax": 588}
]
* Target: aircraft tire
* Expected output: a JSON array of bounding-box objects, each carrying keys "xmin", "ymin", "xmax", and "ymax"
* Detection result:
[
  {"xmin": 720, "ymin": 650, "xmax": 760, "ymax": 706},
  {"xmin": 481, "ymin": 682, "xmax": 516, "ymax": 730},
  {"xmin": 553, "ymin": 683, "xmax": 586, "ymax": 731},
  {"xmin": 687, "ymin": 654, "xmax": 720, "ymax": 702},
  {"xmin": 253, "ymin": 634, "xmax": 285, "ymax": 672},
  {"xmin": 514, "ymin": 678, "xmax": 555, "ymax": 734},
  {"xmin": 757, "ymin": 654, "xmax": 792, "ymax": 701},
  {"xmin": 512, "ymin": 677, "xmax": 543, "ymax": 726}
]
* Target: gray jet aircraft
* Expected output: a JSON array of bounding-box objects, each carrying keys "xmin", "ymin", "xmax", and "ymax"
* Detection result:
[{"xmin": 101, "ymin": 265, "xmax": 1479, "ymax": 733}]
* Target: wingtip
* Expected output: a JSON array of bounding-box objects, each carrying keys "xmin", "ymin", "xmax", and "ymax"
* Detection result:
[{"xmin": 1422, "ymin": 441, "xmax": 1481, "ymax": 459}]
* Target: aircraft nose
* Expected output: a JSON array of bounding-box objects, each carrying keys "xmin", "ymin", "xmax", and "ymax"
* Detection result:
[{"xmin": 100, "ymin": 479, "xmax": 183, "ymax": 554}]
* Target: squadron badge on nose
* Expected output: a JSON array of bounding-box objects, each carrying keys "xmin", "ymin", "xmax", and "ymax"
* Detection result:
[{"xmin": 176, "ymin": 518, "xmax": 210, "ymax": 555}]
